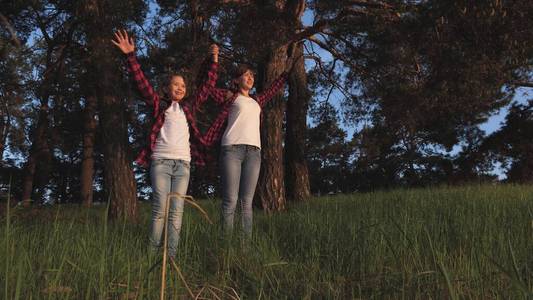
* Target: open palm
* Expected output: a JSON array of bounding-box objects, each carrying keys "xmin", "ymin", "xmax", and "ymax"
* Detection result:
[{"xmin": 111, "ymin": 30, "xmax": 135, "ymax": 54}]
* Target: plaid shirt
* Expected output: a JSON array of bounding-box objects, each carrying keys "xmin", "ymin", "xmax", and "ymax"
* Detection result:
[
  {"xmin": 199, "ymin": 72, "xmax": 288, "ymax": 147},
  {"xmin": 126, "ymin": 52, "xmax": 218, "ymax": 167}
]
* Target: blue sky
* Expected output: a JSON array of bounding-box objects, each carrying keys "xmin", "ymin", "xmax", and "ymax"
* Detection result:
[{"xmin": 480, "ymin": 88, "xmax": 531, "ymax": 134}]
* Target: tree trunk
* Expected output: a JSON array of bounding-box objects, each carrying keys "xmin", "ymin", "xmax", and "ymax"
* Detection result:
[
  {"xmin": 54, "ymin": 168, "xmax": 67, "ymax": 203},
  {"xmin": 80, "ymin": 95, "xmax": 97, "ymax": 207},
  {"xmin": 0, "ymin": 117, "xmax": 7, "ymax": 160},
  {"xmin": 92, "ymin": 41, "xmax": 137, "ymax": 221},
  {"xmin": 20, "ymin": 30, "xmax": 59, "ymax": 206},
  {"xmin": 98, "ymin": 91, "xmax": 138, "ymax": 221},
  {"xmin": 256, "ymin": 46, "xmax": 288, "ymax": 212},
  {"xmin": 21, "ymin": 102, "xmax": 51, "ymax": 205},
  {"xmin": 20, "ymin": 156, "xmax": 37, "ymax": 205},
  {"xmin": 83, "ymin": 0, "xmax": 138, "ymax": 221},
  {"xmin": 20, "ymin": 9, "xmax": 73, "ymax": 206},
  {"xmin": 0, "ymin": 98, "xmax": 10, "ymax": 159},
  {"xmin": 285, "ymin": 42, "xmax": 311, "ymax": 201}
]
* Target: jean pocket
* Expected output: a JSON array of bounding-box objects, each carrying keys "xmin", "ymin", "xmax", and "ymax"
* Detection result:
[
  {"xmin": 250, "ymin": 147, "xmax": 261, "ymax": 160},
  {"xmin": 151, "ymin": 159, "xmax": 173, "ymax": 169},
  {"xmin": 222, "ymin": 145, "xmax": 236, "ymax": 153},
  {"xmin": 248, "ymin": 145, "xmax": 260, "ymax": 152},
  {"xmin": 178, "ymin": 160, "xmax": 191, "ymax": 169}
]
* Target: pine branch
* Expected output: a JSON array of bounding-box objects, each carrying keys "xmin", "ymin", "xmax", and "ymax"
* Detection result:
[
  {"xmin": 287, "ymin": 1, "xmax": 401, "ymax": 44},
  {"xmin": 512, "ymin": 81, "xmax": 533, "ymax": 88},
  {"xmin": 307, "ymin": 35, "xmax": 361, "ymax": 72},
  {"xmin": 321, "ymin": 30, "xmax": 366, "ymax": 56},
  {"xmin": 0, "ymin": 12, "xmax": 21, "ymax": 47},
  {"xmin": 218, "ymin": 0, "xmax": 251, "ymax": 5},
  {"xmin": 348, "ymin": 0, "xmax": 395, "ymax": 9},
  {"xmin": 303, "ymin": 52, "xmax": 354, "ymax": 102}
]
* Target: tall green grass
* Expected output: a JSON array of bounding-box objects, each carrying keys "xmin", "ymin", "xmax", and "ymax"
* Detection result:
[{"xmin": 1, "ymin": 184, "xmax": 532, "ymax": 299}]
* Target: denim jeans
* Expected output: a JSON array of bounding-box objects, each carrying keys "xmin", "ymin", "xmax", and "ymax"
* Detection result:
[
  {"xmin": 220, "ymin": 144, "xmax": 261, "ymax": 236},
  {"xmin": 150, "ymin": 159, "xmax": 190, "ymax": 257}
]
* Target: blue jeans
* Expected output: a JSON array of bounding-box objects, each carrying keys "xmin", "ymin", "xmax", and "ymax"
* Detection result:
[
  {"xmin": 150, "ymin": 159, "xmax": 190, "ymax": 257},
  {"xmin": 220, "ymin": 144, "xmax": 261, "ymax": 236}
]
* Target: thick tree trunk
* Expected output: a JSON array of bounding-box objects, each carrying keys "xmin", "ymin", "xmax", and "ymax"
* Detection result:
[
  {"xmin": 0, "ymin": 118, "xmax": 7, "ymax": 159},
  {"xmin": 256, "ymin": 46, "xmax": 288, "ymax": 213},
  {"xmin": 93, "ymin": 41, "xmax": 138, "ymax": 222},
  {"xmin": 80, "ymin": 95, "xmax": 97, "ymax": 207},
  {"xmin": 20, "ymin": 12, "xmax": 72, "ymax": 206},
  {"xmin": 83, "ymin": 0, "xmax": 138, "ymax": 221},
  {"xmin": 21, "ymin": 102, "xmax": 51, "ymax": 205},
  {"xmin": 285, "ymin": 43, "xmax": 311, "ymax": 201},
  {"xmin": 20, "ymin": 33, "xmax": 60, "ymax": 206},
  {"xmin": 98, "ymin": 92, "xmax": 138, "ymax": 221},
  {"xmin": 54, "ymin": 168, "xmax": 67, "ymax": 203},
  {"xmin": 0, "ymin": 99, "xmax": 10, "ymax": 159},
  {"xmin": 20, "ymin": 157, "xmax": 37, "ymax": 205}
]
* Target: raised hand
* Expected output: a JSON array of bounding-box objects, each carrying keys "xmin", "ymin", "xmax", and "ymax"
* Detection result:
[
  {"xmin": 209, "ymin": 44, "xmax": 219, "ymax": 63},
  {"xmin": 111, "ymin": 30, "xmax": 135, "ymax": 55}
]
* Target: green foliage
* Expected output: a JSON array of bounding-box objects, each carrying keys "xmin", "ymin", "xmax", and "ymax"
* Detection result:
[
  {"xmin": 307, "ymin": 102, "xmax": 354, "ymax": 194},
  {"xmin": 484, "ymin": 100, "xmax": 533, "ymax": 182},
  {"xmin": 314, "ymin": 0, "xmax": 533, "ymax": 187}
]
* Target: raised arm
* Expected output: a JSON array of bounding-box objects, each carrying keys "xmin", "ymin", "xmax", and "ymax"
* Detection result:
[
  {"xmin": 255, "ymin": 45, "xmax": 299, "ymax": 107},
  {"xmin": 255, "ymin": 71, "xmax": 288, "ymax": 107},
  {"xmin": 112, "ymin": 30, "xmax": 159, "ymax": 109},
  {"xmin": 192, "ymin": 44, "xmax": 220, "ymax": 111}
]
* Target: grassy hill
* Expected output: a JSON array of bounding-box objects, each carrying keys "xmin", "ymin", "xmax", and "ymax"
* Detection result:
[{"xmin": 1, "ymin": 184, "xmax": 532, "ymax": 299}]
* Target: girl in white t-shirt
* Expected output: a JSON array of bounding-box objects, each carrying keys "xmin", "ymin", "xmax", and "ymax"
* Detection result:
[{"xmin": 201, "ymin": 56, "xmax": 296, "ymax": 236}]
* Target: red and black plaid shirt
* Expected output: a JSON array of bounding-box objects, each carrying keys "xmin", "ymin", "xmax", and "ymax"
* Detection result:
[
  {"xmin": 199, "ymin": 72, "xmax": 288, "ymax": 147},
  {"xmin": 126, "ymin": 52, "xmax": 218, "ymax": 167}
]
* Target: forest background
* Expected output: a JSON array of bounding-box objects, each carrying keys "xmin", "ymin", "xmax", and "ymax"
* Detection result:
[{"xmin": 1, "ymin": 0, "xmax": 533, "ymax": 221}]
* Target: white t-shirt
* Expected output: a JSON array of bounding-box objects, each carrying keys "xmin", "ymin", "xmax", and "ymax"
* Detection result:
[
  {"xmin": 152, "ymin": 101, "xmax": 191, "ymax": 162},
  {"xmin": 221, "ymin": 94, "xmax": 261, "ymax": 148}
]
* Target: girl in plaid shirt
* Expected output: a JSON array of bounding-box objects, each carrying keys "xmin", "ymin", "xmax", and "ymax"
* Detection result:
[
  {"xmin": 112, "ymin": 30, "xmax": 219, "ymax": 258},
  {"xmin": 200, "ymin": 53, "xmax": 296, "ymax": 237}
]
